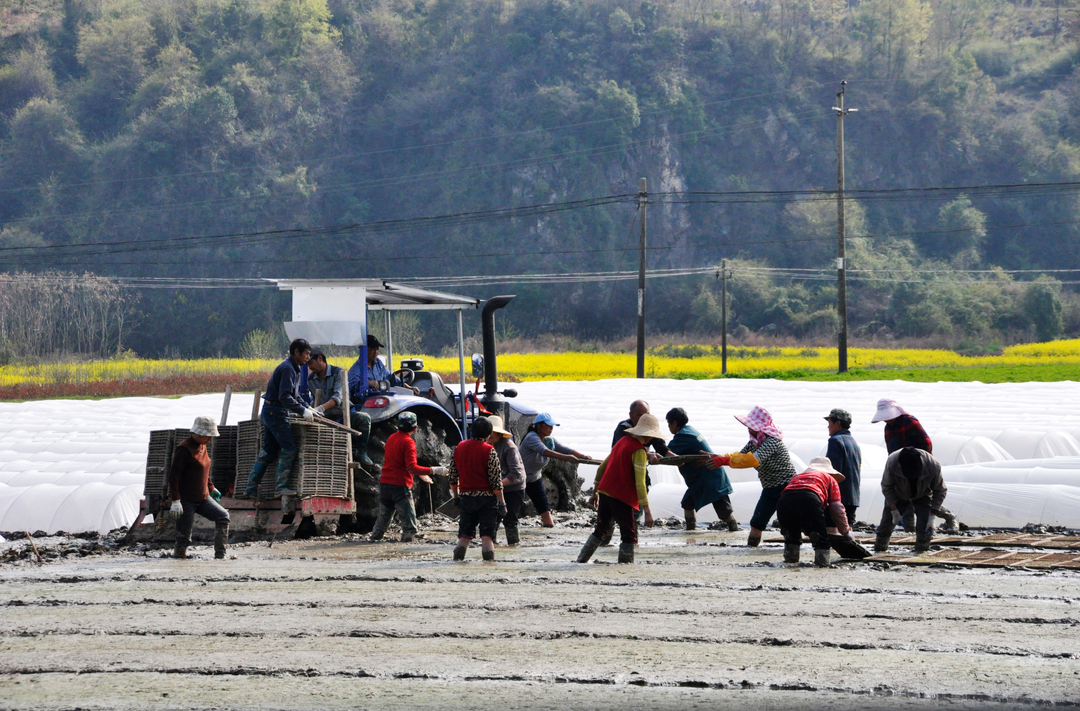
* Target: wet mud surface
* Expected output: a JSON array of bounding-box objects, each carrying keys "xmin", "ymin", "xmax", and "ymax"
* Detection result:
[{"xmin": 2, "ymin": 518, "xmax": 1080, "ymax": 710}]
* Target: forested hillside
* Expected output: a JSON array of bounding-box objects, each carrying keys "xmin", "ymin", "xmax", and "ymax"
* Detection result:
[{"xmin": 1, "ymin": 0, "xmax": 1079, "ymax": 358}]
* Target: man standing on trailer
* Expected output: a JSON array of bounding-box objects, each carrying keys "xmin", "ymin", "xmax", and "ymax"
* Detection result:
[
  {"xmin": 242, "ymin": 339, "xmax": 318, "ymax": 499},
  {"xmin": 306, "ymin": 347, "xmax": 374, "ymax": 466}
]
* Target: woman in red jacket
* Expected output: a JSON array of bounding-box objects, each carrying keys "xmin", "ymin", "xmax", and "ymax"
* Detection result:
[{"xmin": 576, "ymin": 413, "xmax": 661, "ymax": 565}]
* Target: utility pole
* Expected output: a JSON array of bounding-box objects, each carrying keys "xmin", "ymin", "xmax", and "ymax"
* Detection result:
[
  {"xmin": 833, "ymin": 81, "xmax": 856, "ymax": 374},
  {"xmin": 720, "ymin": 259, "xmax": 729, "ymax": 376},
  {"xmin": 636, "ymin": 177, "xmax": 647, "ymax": 379}
]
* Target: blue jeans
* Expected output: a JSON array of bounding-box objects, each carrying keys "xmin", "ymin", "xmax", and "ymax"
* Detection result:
[
  {"xmin": 372, "ymin": 483, "xmax": 417, "ymax": 538},
  {"xmin": 177, "ymin": 497, "xmax": 230, "ymax": 546},
  {"xmin": 750, "ymin": 484, "xmax": 787, "ymax": 531},
  {"xmin": 245, "ymin": 404, "xmax": 298, "ymax": 496}
]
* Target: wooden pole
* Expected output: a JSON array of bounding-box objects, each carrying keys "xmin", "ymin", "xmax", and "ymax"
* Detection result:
[
  {"xmin": 220, "ymin": 385, "xmax": 232, "ymax": 426},
  {"xmin": 250, "ymin": 389, "xmax": 261, "ymax": 421},
  {"xmin": 636, "ymin": 177, "xmax": 647, "ymax": 379}
]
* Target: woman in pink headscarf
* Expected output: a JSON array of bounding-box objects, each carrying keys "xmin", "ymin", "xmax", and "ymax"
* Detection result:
[{"xmin": 727, "ymin": 406, "xmax": 797, "ymax": 547}]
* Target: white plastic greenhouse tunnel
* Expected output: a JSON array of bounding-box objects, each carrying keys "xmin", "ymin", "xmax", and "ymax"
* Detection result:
[{"xmin": 3, "ymin": 379, "xmax": 1080, "ymax": 533}]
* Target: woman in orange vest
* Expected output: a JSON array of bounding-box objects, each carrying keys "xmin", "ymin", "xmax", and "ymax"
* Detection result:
[{"xmin": 576, "ymin": 413, "xmax": 662, "ymax": 564}]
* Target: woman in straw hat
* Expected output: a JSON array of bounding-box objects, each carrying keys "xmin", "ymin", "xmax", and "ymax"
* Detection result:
[
  {"xmin": 776, "ymin": 456, "xmax": 853, "ymax": 567},
  {"xmin": 728, "ymin": 406, "xmax": 796, "ymax": 548},
  {"xmin": 167, "ymin": 416, "xmax": 229, "ymax": 560},
  {"xmin": 484, "ymin": 415, "xmax": 527, "ymax": 545},
  {"xmin": 576, "ymin": 413, "xmax": 662, "ymax": 565}
]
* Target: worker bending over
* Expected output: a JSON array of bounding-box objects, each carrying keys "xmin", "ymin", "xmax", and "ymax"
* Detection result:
[
  {"xmin": 449, "ymin": 417, "xmax": 506, "ymax": 562},
  {"xmin": 776, "ymin": 456, "xmax": 852, "ymax": 567},
  {"xmin": 876, "ymin": 447, "xmax": 948, "ymax": 553},
  {"xmin": 167, "ymin": 416, "xmax": 229, "ymax": 559},
  {"xmin": 306, "ymin": 347, "xmax": 374, "ymax": 466}
]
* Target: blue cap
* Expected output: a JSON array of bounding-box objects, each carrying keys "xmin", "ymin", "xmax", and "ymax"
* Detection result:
[{"xmin": 534, "ymin": 412, "xmax": 560, "ymax": 427}]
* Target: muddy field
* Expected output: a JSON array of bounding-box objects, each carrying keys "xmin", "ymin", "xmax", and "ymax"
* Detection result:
[{"xmin": 2, "ymin": 517, "xmax": 1079, "ymax": 710}]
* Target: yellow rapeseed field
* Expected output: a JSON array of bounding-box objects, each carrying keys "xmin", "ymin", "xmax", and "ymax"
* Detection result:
[{"xmin": 1, "ymin": 339, "xmax": 1078, "ymax": 387}]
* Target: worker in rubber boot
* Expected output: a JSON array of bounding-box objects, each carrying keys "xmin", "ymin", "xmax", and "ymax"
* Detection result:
[
  {"xmin": 876, "ymin": 447, "xmax": 947, "ymax": 553},
  {"xmin": 824, "ymin": 408, "xmax": 862, "ymax": 527},
  {"xmin": 449, "ymin": 417, "xmax": 506, "ymax": 562},
  {"xmin": 664, "ymin": 407, "xmax": 749, "ymax": 532},
  {"xmin": 487, "ymin": 415, "xmax": 526, "ymax": 546},
  {"xmin": 242, "ymin": 339, "xmax": 318, "ymax": 499},
  {"xmin": 872, "ymin": 399, "xmax": 958, "ymax": 531},
  {"xmin": 519, "ymin": 413, "xmax": 589, "ymax": 528},
  {"xmin": 167, "ymin": 416, "xmax": 229, "ymax": 559},
  {"xmin": 371, "ymin": 411, "xmax": 448, "ymax": 542},
  {"xmin": 612, "ymin": 400, "xmax": 669, "ymax": 530},
  {"xmin": 577, "ymin": 414, "xmax": 660, "ymax": 565},
  {"xmin": 776, "ymin": 457, "xmax": 853, "ymax": 567},
  {"xmin": 306, "ymin": 347, "xmax": 374, "ymax": 466},
  {"xmin": 726, "ymin": 407, "xmax": 796, "ymax": 547}
]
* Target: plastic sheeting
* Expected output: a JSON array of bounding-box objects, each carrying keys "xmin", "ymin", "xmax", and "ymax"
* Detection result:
[{"xmin": 5, "ymin": 379, "xmax": 1080, "ymax": 532}]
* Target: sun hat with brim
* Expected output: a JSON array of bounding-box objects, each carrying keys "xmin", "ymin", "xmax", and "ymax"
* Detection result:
[
  {"xmin": 191, "ymin": 416, "xmax": 219, "ymax": 438},
  {"xmin": 625, "ymin": 413, "xmax": 665, "ymax": 441},
  {"xmin": 734, "ymin": 406, "xmax": 783, "ymax": 440},
  {"xmin": 803, "ymin": 455, "xmax": 844, "ymax": 483},
  {"xmin": 534, "ymin": 413, "xmax": 560, "ymax": 427},
  {"xmin": 487, "ymin": 415, "xmax": 512, "ymax": 438},
  {"xmin": 871, "ymin": 398, "xmax": 907, "ymax": 423}
]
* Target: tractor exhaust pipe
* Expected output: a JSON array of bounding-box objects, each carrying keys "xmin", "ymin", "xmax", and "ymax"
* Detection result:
[{"xmin": 481, "ymin": 295, "xmax": 515, "ymax": 400}]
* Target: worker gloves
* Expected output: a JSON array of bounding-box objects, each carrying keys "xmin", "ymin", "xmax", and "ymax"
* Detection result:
[
  {"xmin": 891, "ymin": 508, "xmax": 903, "ymax": 525},
  {"xmin": 210, "ymin": 488, "xmax": 222, "ymax": 502},
  {"xmin": 302, "ymin": 407, "xmax": 318, "ymax": 423},
  {"xmin": 431, "ymin": 466, "xmax": 448, "ymax": 477},
  {"xmin": 313, "ymin": 404, "xmax": 326, "ymax": 415},
  {"xmin": 169, "ymin": 500, "xmax": 183, "ymax": 520},
  {"xmin": 497, "ymin": 502, "xmax": 508, "ymax": 516},
  {"xmin": 710, "ymin": 454, "xmax": 731, "ymax": 468}
]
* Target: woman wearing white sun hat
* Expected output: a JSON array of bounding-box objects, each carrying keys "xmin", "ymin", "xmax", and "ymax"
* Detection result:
[{"xmin": 167, "ymin": 416, "xmax": 230, "ymax": 560}]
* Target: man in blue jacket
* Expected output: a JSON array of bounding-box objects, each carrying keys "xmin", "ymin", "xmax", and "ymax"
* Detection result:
[
  {"xmin": 242, "ymin": 338, "xmax": 317, "ymax": 499},
  {"xmin": 824, "ymin": 408, "xmax": 862, "ymax": 527}
]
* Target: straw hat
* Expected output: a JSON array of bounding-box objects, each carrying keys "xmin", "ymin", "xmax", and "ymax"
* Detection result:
[
  {"xmin": 803, "ymin": 456, "xmax": 844, "ymax": 483},
  {"xmin": 487, "ymin": 415, "xmax": 512, "ymax": 438},
  {"xmin": 190, "ymin": 416, "xmax": 219, "ymax": 438},
  {"xmin": 624, "ymin": 413, "xmax": 664, "ymax": 441},
  {"xmin": 871, "ymin": 398, "xmax": 907, "ymax": 423}
]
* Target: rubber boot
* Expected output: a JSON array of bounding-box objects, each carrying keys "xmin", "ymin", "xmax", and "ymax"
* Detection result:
[
  {"xmin": 684, "ymin": 509, "xmax": 696, "ymax": 531},
  {"xmin": 914, "ymin": 536, "xmax": 931, "ymax": 553},
  {"xmin": 243, "ymin": 459, "xmax": 269, "ymax": 498},
  {"xmin": 214, "ymin": 522, "xmax": 229, "ymax": 559},
  {"xmin": 505, "ymin": 523, "xmax": 520, "ymax": 546},
  {"xmin": 747, "ymin": 533, "xmax": 761, "ymax": 547},
  {"xmin": 172, "ymin": 542, "xmax": 188, "ymax": 559},
  {"xmin": 814, "ymin": 548, "xmax": 831, "ymax": 567},
  {"xmin": 274, "ymin": 448, "xmax": 298, "ymax": 497},
  {"xmin": 400, "ymin": 531, "xmax": 414, "ymax": 543},
  {"xmin": 617, "ymin": 542, "xmax": 635, "ymax": 564},
  {"xmin": 725, "ymin": 515, "xmax": 740, "ymax": 532},
  {"xmin": 540, "ymin": 511, "xmax": 555, "ymax": 528},
  {"xmin": 369, "ymin": 528, "xmax": 385, "ymax": 542},
  {"xmin": 482, "ymin": 548, "xmax": 495, "ymax": 561},
  {"xmin": 577, "ymin": 534, "xmax": 602, "ymax": 563},
  {"xmin": 874, "ymin": 534, "xmax": 890, "ymax": 554},
  {"xmin": 453, "ymin": 545, "xmax": 467, "ymax": 561},
  {"xmin": 783, "ymin": 541, "xmax": 801, "ymax": 565},
  {"xmin": 352, "ymin": 413, "xmax": 374, "ymax": 466}
]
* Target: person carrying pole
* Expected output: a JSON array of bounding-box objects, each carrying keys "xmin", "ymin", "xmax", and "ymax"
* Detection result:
[
  {"xmin": 664, "ymin": 407, "xmax": 749, "ymax": 532},
  {"xmin": 724, "ymin": 407, "xmax": 796, "ymax": 547},
  {"xmin": 519, "ymin": 413, "xmax": 588, "ymax": 528},
  {"xmin": 168, "ymin": 416, "xmax": 230, "ymax": 559},
  {"xmin": 577, "ymin": 413, "xmax": 661, "ymax": 565},
  {"xmin": 449, "ymin": 417, "xmax": 507, "ymax": 562},
  {"xmin": 242, "ymin": 339, "xmax": 319, "ymax": 499},
  {"xmin": 776, "ymin": 456, "xmax": 853, "ymax": 567},
  {"xmin": 371, "ymin": 411, "xmax": 448, "ymax": 542}
]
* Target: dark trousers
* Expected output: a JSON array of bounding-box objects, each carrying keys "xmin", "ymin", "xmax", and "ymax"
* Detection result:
[
  {"xmin": 459, "ymin": 495, "xmax": 499, "ymax": 540},
  {"xmin": 501, "ymin": 489, "xmax": 526, "ymax": 529},
  {"xmin": 680, "ymin": 491, "xmax": 734, "ymax": 520},
  {"xmin": 176, "ymin": 497, "xmax": 230, "ymax": 546},
  {"xmin": 878, "ymin": 497, "xmax": 934, "ymax": 548},
  {"xmin": 245, "ymin": 405, "xmax": 298, "ymax": 495},
  {"xmin": 524, "ymin": 477, "xmax": 551, "ymax": 514},
  {"xmin": 844, "ymin": 504, "xmax": 858, "ymax": 528},
  {"xmin": 776, "ymin": 489, "xmax": 830, "ymax": 550},
  {"xmin": 373, "ymin": 483, "xmax": 417, "ymax": 537},
  {"xmin": 750, "ymin": 484, "xmax": 787, "ymax": 531},
  {"xmin": 592, "ymin": 493, "xmax": 637, "ymax": 545}
]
